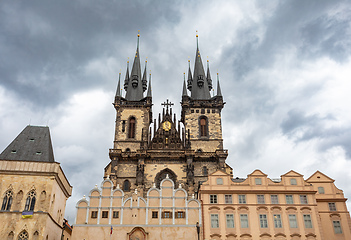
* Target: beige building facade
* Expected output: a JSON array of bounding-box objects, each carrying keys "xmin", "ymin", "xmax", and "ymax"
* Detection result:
[
  {"xmin": 72, "ymin": 176, "xmax": 201, "ymax": 240},
  {"xmin": 199, "ymin": 169, "xmax": 351, "ymax": 240},
  {"xmin": 0, "ymin": 126, "xmax": 72, "ymax": 240}
]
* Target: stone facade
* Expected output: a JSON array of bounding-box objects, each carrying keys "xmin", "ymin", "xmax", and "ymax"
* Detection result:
[
  {"xmin": 0, "ymin": 160, "xmax": 72, "ymax": 240},
  {"xmin": 72, "ymin": 177, "xmax": 201, "ymax": 240}
]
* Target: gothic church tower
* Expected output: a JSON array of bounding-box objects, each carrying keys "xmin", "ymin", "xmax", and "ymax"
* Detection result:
[{"xmin": 105, "ymin": 34, "xmax": 231, "ymax": 197}]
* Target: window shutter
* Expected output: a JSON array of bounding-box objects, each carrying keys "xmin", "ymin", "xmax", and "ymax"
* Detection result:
[{"xmin": 175, "ymin": 212, "xmax": 178, "ymax": 219}]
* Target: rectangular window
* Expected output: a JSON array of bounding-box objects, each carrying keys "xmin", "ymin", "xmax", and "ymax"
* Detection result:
[
  {"xmin": 162, "ymin": 211, "xmax": 172, "ymax": 218},
  {"xmin": 102, "ymin": 211, "xmax": 108, "ymax": 218},
  {"xmin": 176, "ymin": 211, "xmax": 185, "ymax": 218},
  {"xmin": 318, "ymin": 186, "xmax": 325, "ymax": 194},
  {"xmin": 210, "ymin": 195, "xmax": 218, "ymax": 204},
  {"xmin": 273, "ymin": 214, "xmax": 282, "ymax": 228},
  {"xmin": 257, "ymin": 195, "xmax": 265, "ymax": 204},
  {"xmin": 289, "ymin": 214, "xmax": 298, "ymax": 228},
  {"xmin": 271, "ymin": 195, "xmax": 279, "ymax": 204},
  {"xmin": 259, "ymin": 214, "xmax": 268, "ymax": 228},
  {"xmin": 240, "ymin": 214, "xmax": 249, "ymax": 228},
  {"xmin": 290, "ymin": 178, "xmax": 297, "ymax": 185},
  {"xmin": 225, "ymin": 195, "xmax": 232, "ymax": 204},
  {"xmin": 113, "ymin": 211, "xmax": 119, "ymax": 218},
  {"xmin": 226, "ymin": 214, "xmax": 234, "ymax": 228},
  {"xmin": 286, "ymin": 195, "xmax": 294, "ymax": 204},
  {"xmin": 211, "ymin": 214, "xmax": 219, "ymax": 228},
  {"xmin": 333, "ymin": 220, "xmax": 342, "ymax": 234},
  {"xmin": 255, "ymin": 178, "xmax": 262, "ymax": 185},
  {"xmin": 328, "ymin": 202, "xmax": 337, "ymax": 211},
  {"xmin": 300, "ymin": 195, "xmax": 308, "ymax": 204},
  {"xmin": 239, "ymin": 195, "xmax": 246, "ymax": 204},
  {"xmin": 91, "ymin": 211, "xmax": 98, "ymax": 219},
  {"xmin": 152, "ymin": 211, "xmax": 158, "ymax": 218},
  {"xmin": 303, "ymin": 214, "xmax": 313, "ymax": 228}
]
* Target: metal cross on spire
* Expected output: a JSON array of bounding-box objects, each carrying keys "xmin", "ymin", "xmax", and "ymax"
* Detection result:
[{"xmin": 161, "ymin": 99, "xmax": 174, "ymax": 111}]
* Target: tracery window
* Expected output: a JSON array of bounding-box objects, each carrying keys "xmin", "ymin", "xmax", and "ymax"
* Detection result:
[
  {"xmin": 24, "ymin": 190, "xmax": 36, "ymax": 211},
  {"xmin": 128, "ymin": 117, "xmax": 136, "ymax": 138},
  {"xmin": 199, "ymin": 117, "xmax": 208, "ymax": 137},
  {"xmin": 17, "ymin": 230, "xmax": 28, "ymax": 240},
  {"xmin": 1, "ymin": 190, "xmax": 13, "ymax": 211}
]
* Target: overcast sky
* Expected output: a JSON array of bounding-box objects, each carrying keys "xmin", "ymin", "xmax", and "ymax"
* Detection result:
[{"xmin": 1, "ymin": 1, "xmax": 351, "ymax": 222}]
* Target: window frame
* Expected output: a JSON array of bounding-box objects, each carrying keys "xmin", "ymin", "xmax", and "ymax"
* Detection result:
[
  {"xmin": 102, "ymin": 211, "xmax": 108, "ymax": 218},
  {"xmin": 226, "ymin": 214, "xmax": 234, "ymax": 228},
  {"xmin": 128, "ymin": 117, "xmax": 136, "ymax": 139},
  {"xmin": 255, "ymin": 178, "xmax": 262, "ymax": 185},
  {"xmin": 328, "ymin": 202, "xmax": 337, "ymax": 211},
  {"xmin": 271, "ymin": 195, "xmax": 279, "ymax": 204},
  {"xmin": 225, "ymin": 195, "xmax": 232, "ymax": 204},
  {"xmin": 333, "ymin": 220, "xmax": 343, "ymax": 234},
  {"xmin": 290, "ymin": 178, "xmax": 297, "ymax": 185},
  {"xmin": 273, "ymin": 214, "xmax": 282, "ymax": 228},
  {"xmin": 152, "ymin": 211, "xmax": 158, "ymax": 219},
  {"xmin": 257, "ymin": 194, "xmax": 265, "ymax": 204},
  {"xmin": 24, "ymin": 190, "xmax": 36, "ymax": 212},
  {"xmin": 318, "ymin": 186, "xmax": 325, "ymax": 194},
  {"xmin": 303, "ymin": 214, "xmax": 313, "ymax": 228},
  {"xmin": 91, "ymin": 211, "xmax": 98, "ymax": 219},
  {"xmin": 199, "ymin": 116, "xmax": 208, "ymax": 137},
  {"xmin": 288, "ymin": 214, "xmax": 298, "ymax": 228},
  {"xmin": 240, "ymin": 214, "xmax": 249, "ymax": 228},
  {"xmin": 211, "ymin": 214, "xmax": 219, "ymax": 228},
  {"xmin": 1, "ymin": 190, "xmax": 13, "ymax": 211},
  {"xmin": 113, "ymin": 211, "xmax": 119, "ymax": 218},
  {"xmin": 286, "ymin": 195, "xmax": 294, "ymax": 204},
  {"xmin": 300, "ymin": 195, "xmax": 308, "ymax": 204},
  {"xmin": 259, "ymin": 214, "xmax": 268, "ymax": 228},
  {"xmin": 210, "ymin": 194, "xmax": 218, "ymax": 204},
  {"xmin": 238, "ymin": 195, "xmax": 246, "ymax": 204}
]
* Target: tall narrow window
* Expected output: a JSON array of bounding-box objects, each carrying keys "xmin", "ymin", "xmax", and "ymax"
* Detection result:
[
  {"xmin": 211, "ymin": 214, "xmax": 219, "ymax": 228},
  {"xmin": 128, "ymin": 117, "xmax": 136, "ymax": 138},
  {"xmin": 24, "ymin": 190, "xmax": 36, "ymax": 211},
  {"xmin": 289, "ymin": 214, "xmax": 298, "ymax": 228},
  {"xmin": 318, "ymin": 187, "xmax": 325, "ymax": 194},
  {"xmin": 203, "ymin": 166, "xmax": 208, "ymax": 176},
  {"xmin": 300, "ymin": 195, "xmax": 308, "ymax": 204},
  {"xmin": 210, "ymin": 195, "xmax": 217, "ymax": 204},
  {"xmin": 199, "ymin": 117, "xmax": 207, "ymax": 137},
  {"xmin": 333, "ymin": 220, "xmax": 342, "ymax": 234},
  {"xmin": 240, "ymin": 214, "xmax": 249, "ymax": 228},
  {"xmin": 1, "ymin": 190, "xmax": 13, "ymax": 211},
  {"xmin": 259, "ymin": 214, "xmax": 268, "ymax": 228},
  {"xmin": 123, "ymin": 180, "xmax": 131, "ymax": 192},
  {"xmin": 226, "ymin": 214, "xmax": 234, "ymax": 228},
  {"xmin": 303, "ymin": 214, "xmax": 313, "ymax": 228},
  {"xmin": 225, "ymin": 195, "xmax": 232, "ymax": 204},
  {"xmin": 271, "ymin": 195, "xmax": 279, "ymax": 204},
  {"xmin": 273, "ymin": 214, "xmax": 282, "ymax": 228},
  {"xmin": 257, "ymin": 195, "xmax": 265, "ymax": 204}
]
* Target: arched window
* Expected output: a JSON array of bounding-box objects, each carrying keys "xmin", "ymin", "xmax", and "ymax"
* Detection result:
[
  {"xmin": 33, "ymin": 231, "xmax": 39, "ymax": 240},
  {"xmin": 7, "ymin": 231, "xmax": 14, "ymax": 240},
  {"xmin": 123, "ymin": 180, "xmax": 131, "ymax": 192},
  {"xmin": 17, "ymin": 230, "xmax": 28, "ymax": 240},
  {"xmin": 24, "ymin": 190, "xmax": 36, "ymax": 211},
  {"xmin": 128, "ymin": 117, "xmax": 136, "ymax": 138},
  {"xmin": 1, "ymin": 190, "xmax": 13, "ymax": 211},
  {"xmin": 199, "ymin": 117, "xmax": 208, "ymax": 137}
]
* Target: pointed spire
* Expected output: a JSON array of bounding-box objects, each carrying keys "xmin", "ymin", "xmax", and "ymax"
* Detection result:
[
  {"xmin": 124, "ymin": 60, "xmax": 129, "ymax": 91},
  {"xmin": 142, "ymin": 59, "xmax": 147, "ymax": 92},
  {"xmin": 125, "ymin": 32, "xmax": 144, "ymax": 101},
  {"xmin": 182, "ymin": 73, "xmax": 188, "ymax": 96},
  {"xmin": 147, "ymin": 72, "xmax": 152, "ymax": 97},
  {"xmin": 206, "ymin": 59, "xmax": 212, "ymax": 91},
  {"xmin": 116, "ymin": 72, "xmax": 121, "ymax": 97},
  {"xmin": 187, "ymin": 59, "xmax": 192, "ymax": 91},
  {"xmin": 191, "ymin": 33, "xmax": 211, "ymax": 99},
  {"xmin": 216, "ymin": 73, "xmax": 222, "ymax": 97}
]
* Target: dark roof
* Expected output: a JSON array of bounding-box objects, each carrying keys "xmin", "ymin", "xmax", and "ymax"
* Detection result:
[
  {"xmin": 0, "ymin": 125, "xmax": 55, "ymax": 163},
  {"xmin": 231, "ymin": 177, "xmax": 246, "ymax": 183}
]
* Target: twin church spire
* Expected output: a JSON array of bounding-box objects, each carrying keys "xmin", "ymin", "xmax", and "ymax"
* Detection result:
[
  {"xmin": 116, "ymin": 33, "xmax": 222, "ymax": 101},
  {"xmin": 116, "ymin": 33, "xmax": 151, "ymax": 101}
]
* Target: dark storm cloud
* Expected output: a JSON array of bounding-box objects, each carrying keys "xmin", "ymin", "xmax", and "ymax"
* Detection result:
[
  {"xmin": 0, "ymin": 0, "xmax": 181, "ymax": 108},
  {"xmin": 281, "ymin": 110, "xmax": 351, "ymax": 158}
]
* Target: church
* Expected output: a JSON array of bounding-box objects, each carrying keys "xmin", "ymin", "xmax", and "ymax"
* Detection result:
[{"xmin": 1, "ymin": 34, "xmax": 351, "ymax": 240}]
